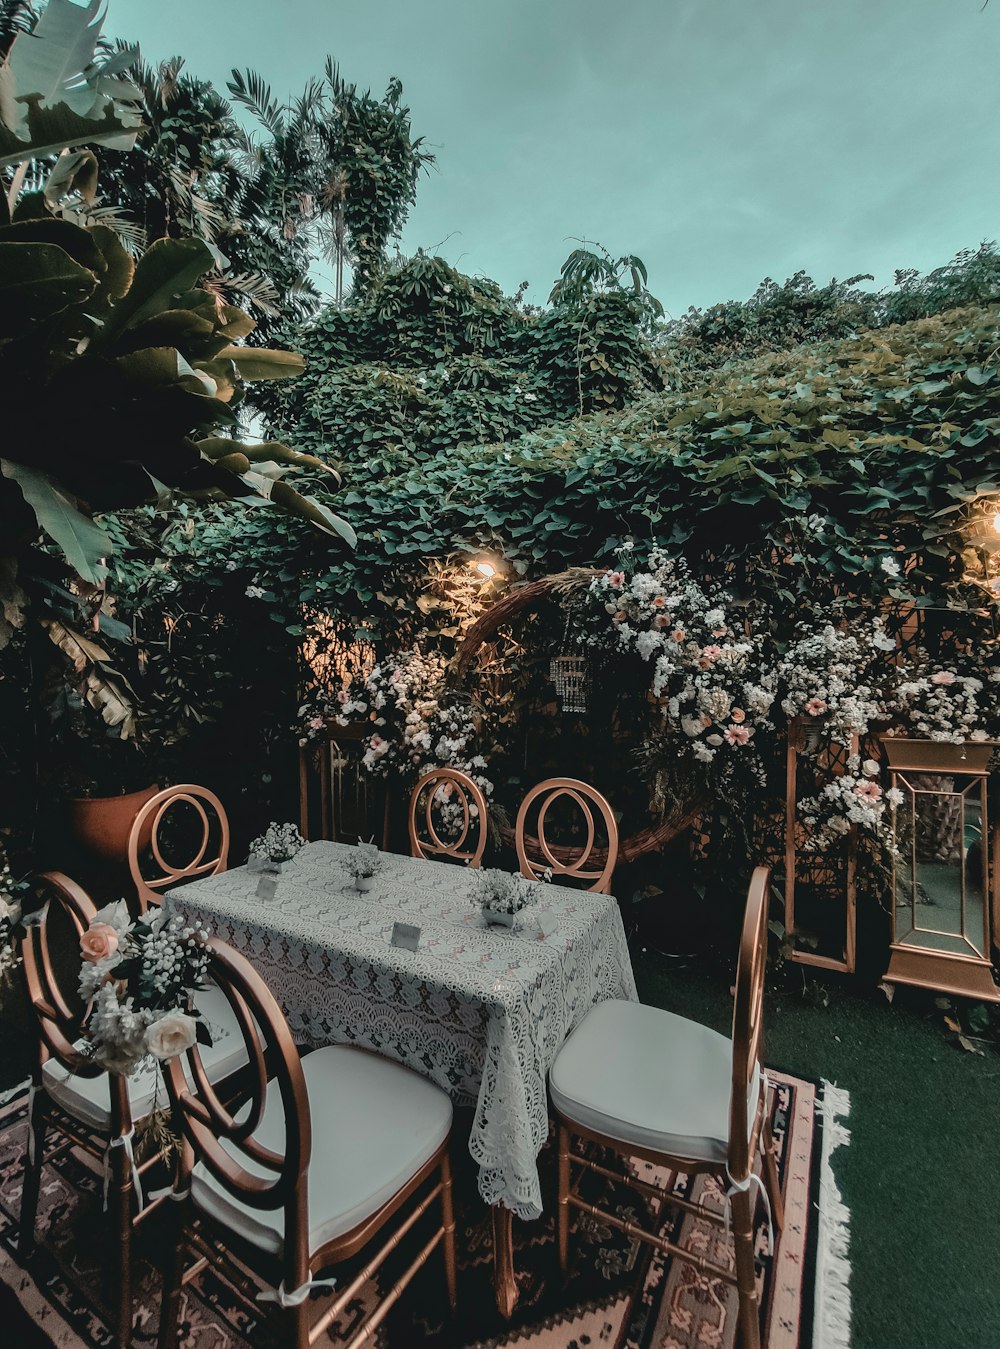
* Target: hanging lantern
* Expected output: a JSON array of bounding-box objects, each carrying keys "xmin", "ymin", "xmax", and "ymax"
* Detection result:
[
  {"xmin": 549, "ymin": 654, "xmax": 590, "ymax": 714},
  {"xmin": 881, "ymin": 737, "xmax": 1000, "ymax": 1003}
]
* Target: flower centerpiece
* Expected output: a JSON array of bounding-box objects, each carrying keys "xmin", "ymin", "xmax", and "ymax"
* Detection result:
[
  {"xmin": 342, "ymin": 841, "xmax": 384, "ymax": 893},
  {"xmin": 249, "ymin": 821, "xmax": 306, "ymax": 872},
  {"xmin": 471, "ymin": 868, "xmax": 537, "ymax": 929},
  {"xmin": 78, "ymin": 901, "xmax": 211, "ymax": 1076},
  {"xmin": 778, "ymin": 619, "xmax": 897, "ymax": 747}
]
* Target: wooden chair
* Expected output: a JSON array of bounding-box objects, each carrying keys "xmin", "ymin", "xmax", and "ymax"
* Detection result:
[
  {"xmin": 128, "ymin": 783, "xmax": 230, "ymax": 913},
  {"xmin": 549, "ymin": 867, "xmax": 783, "ymax": 1349},
  {"xmin": 158, "ymin": 937, "xmax": 457, "ymax": 1349},
  {"xmin": 515, "ymin": 777, "xmax": 619, "ymax": 893},
  {"xmin": 408, "ymin": 767, "xmax": 488, "ymax": 867},
  {"xmin": 19, "ymin": 871, "xmax": 248, "ymax": 1349}
]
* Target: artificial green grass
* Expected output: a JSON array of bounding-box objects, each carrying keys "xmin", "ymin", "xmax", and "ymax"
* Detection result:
[
  {"xmin": 632, "ymin": 951, "xmax": 1000, "ymax": 1349},
  {"xmin": 2, "ymin": 951, "xmax": 998, "ymax": 1347}
]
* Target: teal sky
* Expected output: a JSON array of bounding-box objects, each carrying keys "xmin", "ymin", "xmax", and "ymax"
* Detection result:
[{"xmin": 110, "ymin": 0, "xmax": 1000, "ymax": 315}]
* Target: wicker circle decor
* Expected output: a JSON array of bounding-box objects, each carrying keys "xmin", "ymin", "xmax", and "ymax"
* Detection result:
[{"xmin": 451, "ymin": 569, "xmax": 704, "ymax": 863}]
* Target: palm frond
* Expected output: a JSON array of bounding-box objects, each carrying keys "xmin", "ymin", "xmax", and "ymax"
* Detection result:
[
  {"xmin": 227, "ymin": 67, "xmax": 284, "ymax": 136},
  {"xmin": 221, "ymin": 270, "xmax": 282, "ymax": 317}
]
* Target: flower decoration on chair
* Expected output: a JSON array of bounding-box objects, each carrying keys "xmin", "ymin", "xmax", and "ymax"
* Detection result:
[
  {"xmin": 588, "ymin": 551, "xmax": 776, "ymax": 771},
  {"xmin": 0, "ymin": 856, "xmax": 26, "ymax": 987},
  {"xmin": 798, "ymin": 755, "xmax": 903, "ymax": 853},
  {"xmin": 249, "ymin": 822, "xmax": 306, "ymax": 864},
  {"xmin": 893, "ymin": 656, "xmax": 1000, "ymax": 743},
  {"xmin": 78, "ymin": 902, "xmax": 211, "ymax": 1076},
  {"xmin": 777, "ymin": 619, "xmax": 898, "ymax": 745}
]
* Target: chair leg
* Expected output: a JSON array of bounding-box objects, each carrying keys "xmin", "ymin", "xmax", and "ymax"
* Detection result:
[
  {"xmin": 440, "ymin": 1152, "xmax": 458, "ymax": 1312},
  {"xmin": 289, "ymin": 1298, "xmax": 311, "ymax": 1349},
  {"xmin": 157, "ymin": 1205, "xmax": 187, "ymax": 1349},
  {"xmin": 17, "ymin": 1087, "xmax": 46, "ymax": 1262},
  {"xmin": 111, "ymin": 1142, "xmax": 135, "ymax": 1349},
  {"xmin": 761, "ymin": 1110, "xmax": 785, "ymax": 1235},
  {"xmin": 556, "ymin": 1123, "xmax": 571, "ymax": 1277},
  {"xmin": 731, "ymin": 1184, "xmax": 761, "ymax": 1349}
]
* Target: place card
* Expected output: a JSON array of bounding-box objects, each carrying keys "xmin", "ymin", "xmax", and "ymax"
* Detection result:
[
  {"xmin": 255, "ymin": 876, "xmax": 278, "ymax": 901},
  {"xmin": 532, "ymin": 909, "xmax": 557, "ymax": 938},
  {"xmin": 390, "ymin": 921, "xmax": 421, "ymax": 952}
]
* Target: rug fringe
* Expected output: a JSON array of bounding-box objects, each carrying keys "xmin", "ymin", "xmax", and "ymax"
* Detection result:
[{"xmin": 814, "ymin": 1081, "xmax": 853, "ymax": 1349}]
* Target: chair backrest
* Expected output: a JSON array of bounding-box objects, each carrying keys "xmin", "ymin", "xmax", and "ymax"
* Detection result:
[
  {"xmin": 728, "ymin": 865, "xmax": 771, "ymax": 1179},
  {"xmin": 161, "ymin": 938, "xmax": 312, "ymax": 1293},
  {"xmin": 128, "ymin": 784, "xmax": 230, "ymax": 913},
  {"xmin": 21, "ymin": 872, "xmax": 131, "ymax": 1117},
  {"xmin": 408, "ymin": 767, "xmax": 488, "ymax": 867},
  {"xmin": 515, "ymin": 778, "xmax": 619, "ymax": 893}
]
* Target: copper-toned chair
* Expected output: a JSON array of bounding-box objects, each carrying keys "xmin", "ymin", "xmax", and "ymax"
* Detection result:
[
  {"xmin": 158, "ymin": 937, "xmax": 457, "ymax": 1349},
  {"xmin": 19, "ymin": 872, "xmax": 248, "ymax": 1349},
  {"xmin": 515, "ymin": 777, "xmax": 619, "ymax": 893},
  {"xmin": 549, "ymin": 867, "xmax": 783, "ymax": 1349},
  {"xmin": 408, "ymin": 767, "xmax": 488, "ymax": 867},
  {"xmin": 128, "ymin": 783, "xmax": 230, "ymax": 914}
]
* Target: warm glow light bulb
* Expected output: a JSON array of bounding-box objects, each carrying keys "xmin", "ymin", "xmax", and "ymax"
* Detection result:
[
  {"xmin": 475, "ymin": 561, "xmax": 497, "ymax": 578},
  {"xmin": 992, "ymin": 511, "xmax": 1000, "ymax": 535}
]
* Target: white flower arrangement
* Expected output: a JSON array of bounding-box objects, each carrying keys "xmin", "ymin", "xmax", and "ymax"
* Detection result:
[
  {"xmin": 249, "ymin": 821, "xmax": 305, "ymax": 864},
  {"xmin": 322, "ymin": 645, "xmax": 494, "ymax": 815},
  {"xmin": 0, "ymin": 859, "xmax": 24, "ymax": 986},
  {"xmin": 893, "ymin": 657, "xmax": 999, "ymax": 744},
  {"xmin": 78, "ymin": 902, "xmax": 211, "ymax": 1077},
  {"xmin": 343, "ymin": 841, "xmax": 384, "ymax": 882},
  {"xmin": 778, "ymin": 619, "xmax": 897, "ymax": 744},
  {"xmin": 471, "ymin": 868, "xmax": 537, "ymax": 920},
  {"xmin": 798, "ymin": 754, "xmax": 903, "ymax": 853},
  {"xmin": 589, "ymin": 551, "xmax": 776, "ymax": 767}
]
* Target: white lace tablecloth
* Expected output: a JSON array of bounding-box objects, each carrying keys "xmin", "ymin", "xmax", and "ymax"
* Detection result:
[{"xmin": 165, "ymin": 841, "xmax": 637, "ymax": 1219}]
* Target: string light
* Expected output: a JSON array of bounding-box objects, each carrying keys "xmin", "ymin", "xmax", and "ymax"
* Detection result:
[
  {"xmin": 992, "ymin": 510, "xmax": 1000, "ymax": 535},
  {"xmin": 475, "ymin": 561, "xmax": 498, "ymax": 578}
]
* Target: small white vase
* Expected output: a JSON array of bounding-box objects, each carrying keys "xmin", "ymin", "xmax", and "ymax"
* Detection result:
[
  {"xmin": 483, "ymin": 907, "xmax": 515, "ymax": 928},
  {"xmin": 354, "ymin": 875, "xmax": 374, "ymax": 894}
]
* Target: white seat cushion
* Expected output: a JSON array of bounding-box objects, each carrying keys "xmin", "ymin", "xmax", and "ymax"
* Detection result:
[
  {"xmin": 549, "ymin": 999, "xmax": 760, "ymax": 1164},
  {"xmin": 42, "ymin": 984, "xmax": 249, "ymax": 1133},
  {"xmin": 190, "ymin": 1045, "xmax": 453, "ymax": 1257}
]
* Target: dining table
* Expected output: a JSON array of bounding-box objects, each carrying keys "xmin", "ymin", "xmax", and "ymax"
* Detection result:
[{"xmin": 164, "ymin": 839, "xmax": 638, "ymax": 1316}]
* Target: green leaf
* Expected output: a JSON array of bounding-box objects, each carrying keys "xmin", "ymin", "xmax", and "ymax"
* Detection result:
[
  {"xmin": 0, "ymin": 459, "xmax": 111, "ymax": 582},
  {"xmin": 0, "ymin": 240, "xmax": 95, "ymax": 332},
  {"xmin": 95, "ymin": 236, "xmax": 214, "ymax": 346},
  {"xmin": 214, "ymin": 346, "xmax": 306, "ymax": 381}
]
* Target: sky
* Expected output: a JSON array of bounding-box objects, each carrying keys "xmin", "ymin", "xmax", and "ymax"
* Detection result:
[{"xmin": 109, "ymin": 0, "xmax": 1000, "ymax": 316}]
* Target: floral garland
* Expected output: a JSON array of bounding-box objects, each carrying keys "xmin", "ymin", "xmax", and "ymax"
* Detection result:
[
  {"xmin": 588, "ymin": 551, "xmax": 776, "ymax": 768},
  {"xmin": 0, "ymin": 858, "xmax": 25, "ymax": 987},
  {"xmin": 894, "ymin": 656, "xmax": 1000, "ymax": 744},
  {"xmin": 778, "ymin": 620, "xmax": 897, "ymax": 743},
  {"xmin": 79, "ymin": 901, "xmax": 211, "ymax": 1076},
  {"xmin": 798, "ymin": 755, "xmax": 903, "ymax": 853}
]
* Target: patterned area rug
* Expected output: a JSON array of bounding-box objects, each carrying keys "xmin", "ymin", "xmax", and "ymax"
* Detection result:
[{"xmin": 0, "ymin": 1070, "xmax": 844, "ymax": 1349}]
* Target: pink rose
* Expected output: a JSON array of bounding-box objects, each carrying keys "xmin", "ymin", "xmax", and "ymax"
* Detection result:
[
  {"xmin": 854, "ymin": 781, "xmax": 882, "ymax": 801},
  {"xmin": 805, "ymin": 698, "xmax": 828, "ymax": 716},
  {"xmin": 607, "ymin": 571, "xmax": 625, "ymax": 589},
  {"xmin": 653, "ymin": 614, "xmax": 671, "ymax": 630},
  {"xmin": 308, "ymin": 716, "xmax": 325, "ymax": 730},
  {"xmin": 730, "ymin": 707, "xmax": 746, "ymax": 723},
  {"xmin": 724, "ymin": 725, "xmax": 751, "ymax": 746},
  {"xmin": 671, "ymin": 629, "xmax": 686, "ymax": 643},
  {"xmin": 80, "ymin": 923, "xmax": 119, "ymax": 964},
  {"xmin": 931, "ymin": 671, "xmax": 955, "ymax": 686},
  {"xmin": 612, "ymin": 610, "xmax": 628, "ymax": 624},
  {"xmin": 651, "ymin": 596, "xmax": 666, "ymax": 608}
]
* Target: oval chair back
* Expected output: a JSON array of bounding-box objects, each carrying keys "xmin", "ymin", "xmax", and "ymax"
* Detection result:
[
  {"xmin": 128, "ymin": 784, "xmax": 230, "ymax": 914},
  {"xmin": 728, "ymin": 865, "xmax": 771, "ymax": 1181},
  {"xmin": 515, "ymin": 778, "xmax": 619, "ymax": 893},
  {"xmin": 21, "ymin": 872, "xmax": 110, "ymax": 1086},
  {"xmin": 408, "ymin": 767, "xmax": 488, "ymax": 867},
  {"xmin": 161, "ymin": 938, "xmax": 313, "ymax": 1295}
]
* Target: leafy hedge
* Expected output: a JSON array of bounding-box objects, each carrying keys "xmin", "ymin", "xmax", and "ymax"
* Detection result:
[{"xmin": 203, "ymin": 300, "xmax": 1000, "ymax": 645}]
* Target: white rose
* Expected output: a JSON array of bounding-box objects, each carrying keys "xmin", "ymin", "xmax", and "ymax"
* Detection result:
[
  {"xmin": 145, "ymin": 1011, "xmax": 198, "ymax": 1061},
  {"xmin": 862, "ymin": 759, "xmax": 881, "ymax": 778}
]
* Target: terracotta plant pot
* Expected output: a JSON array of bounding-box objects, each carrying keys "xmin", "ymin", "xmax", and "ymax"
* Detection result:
[{"xmin": 65, "ymin": 784, "xmax": 160, "ymax": 864}]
